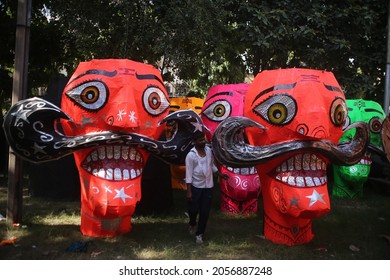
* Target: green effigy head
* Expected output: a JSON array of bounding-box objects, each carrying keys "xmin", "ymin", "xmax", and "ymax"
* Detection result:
[{"xmin": 332, "ymin": 99, "xmax": 385, "ymax": 198}]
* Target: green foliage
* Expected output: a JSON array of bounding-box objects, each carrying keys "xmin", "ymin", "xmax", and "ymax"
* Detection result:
[
  {"xmin": 237, "ymin": 0, "xmax": 387, "ymax": 103},
  {"xmin": 0, "ymin": 0, "xmax": 16, "ymax": 110},
  {"xmin": 0, "ymin": 0, "xmax": 388, "ymax": 107}
]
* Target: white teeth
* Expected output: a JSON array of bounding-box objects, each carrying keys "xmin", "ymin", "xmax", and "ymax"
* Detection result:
[
  {"xmin": 296, "ymin": 176, "xmax": 305, "ymax": 187},
  {"xmin": 106, "ymin": 146, "xmax": 113, "ymax": 159},
  {"xmin": 310, "ymin": 156, "xmax": 317, "ymax": 170},
  {"xmin": 359, "ymin": 158, "xmax": 372, "ymax": 165},
  {"xmin": 303, "ymin": 153, "xmax": 310, "ymax": 170},
  {"xmin": 288, "ymin": 176, "xmax": 295, "ymax": 186},
  {"xmin": 89, "ymin": 168, "xmax": 143, "ymax": 180},
  {"xmin": 130, "ymin": 148, "xmax": 136, "ymax": 160},
  {"xmin": 106, "ymin": 168, "xmax": 113, "ymax": 180},
  {"xmin": 122, "ymin": 146, "xmax": 129, "ymax": 159},
  {"xmin": 305, "ymin": 177, "xmax": 314, "ymax": 187},
  {"xmin": 83, "ymin": 146, "xmax": 144, "ymax": 180},
  {"xmin": 114, "ymin": 146, "xmax": 121, "ymax": 159},
  {"xmin": 224, "ymin": 166, "xmax": 258, "ymax": 175},
  {"xmin": 123, "ymin": 169, "xmax": 130, "ymax": 180},
  {"xmin": 316, "ymin": 159, "xmax": 322, "ymax": 170},
  {"xmin": 114, "ymin": 168, "xmax": 122, "ymax": 180},
  {"xmin": 281, "ymin": 162, "xmax": 287, "ymax": 172},
  {"xmin": 112, "ymin": 146, "xmax": 143, "ymax": 162},
  {"xmin": 274, "ymin": 154, "xmax": 327, "ymax": 187},
  {"xmin": 288, "ymin": 158, "xmax": 294, "ymax": 171},
  {"xmin": 98, "ymin": 147, "xmax": 105, "ymax": 159},
  {"xmin": 98, "ymin": 168, "xmax": 106, "ymax": 178},
  {"xmin": 91, "ymin": 151, "xmax": 98, "ymax": 161},
  {"xmin": 295, "ymin": 156, "xmax": 302, "ymax": 170}
]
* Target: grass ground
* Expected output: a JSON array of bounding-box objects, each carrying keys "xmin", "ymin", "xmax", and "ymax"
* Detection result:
[{"xmin": 0, "ymin": 175, "xmax": 389, "ymax": 260}]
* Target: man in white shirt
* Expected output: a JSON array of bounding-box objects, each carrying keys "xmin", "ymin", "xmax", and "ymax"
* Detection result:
[{"xmin": 185, "ymin": 130, "xmax": 222, "ymax": 244}]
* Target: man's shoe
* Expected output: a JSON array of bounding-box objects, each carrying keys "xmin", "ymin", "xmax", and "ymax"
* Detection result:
[{"xmin": 195, "ymin": 234, "xmax": 203, "ymax": 244}]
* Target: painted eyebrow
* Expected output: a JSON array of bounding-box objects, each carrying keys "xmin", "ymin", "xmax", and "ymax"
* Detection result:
[
  {"xmin": 68, "ymin": 69, "xmax": 117, "ymax": 85},
  {"xmin": 323, "ymin": 84, "xmax": 342, "ymax": 92},
  {"xmin": 211, "ymin": 91, "xmax": 233, "ymax": 98},
  {"xmin": 365, "ymin": 108, "xmax": 384, "ymax": 114},
  {"xmin": 136, "ymin": 73, "xmax": 165, "ymax": 87},
  {"xmin": 205, "ymin": 91, "xmax": 232, "ymax": 104},
  {"xmin": 251, "ymin": 83, "xmax": 296, "ymax": 106},
  {"xmin": 68, "ymin": 69, "xmax": 165, "ymax": 89}
]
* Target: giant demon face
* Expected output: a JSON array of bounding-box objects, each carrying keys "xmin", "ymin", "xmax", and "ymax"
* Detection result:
[
  {"xmin": 211, "ymin": 68, "xmax": 369, "ymax": 245},
  {"xmin": 332, "ymin": 99, "xmax": 385, "ymax": 199},
  {"xmin": 382, "ymin": 116, "xmax": 390, "ymax": 162},
  {"xmin": 201, "ymin": 83, "xmax": 261, "ymax": 216},
  {"xmin": 3, "ymin": 59, "xmax": 202, "ymax": 237}
]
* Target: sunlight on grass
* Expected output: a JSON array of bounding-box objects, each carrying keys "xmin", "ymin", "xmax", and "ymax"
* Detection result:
[
  {"xmin": 0, "ymin": 223, "xmax": 30, "ymax": 241},
  {"xmin": 30, "ymin": 212, "xmax": 80, "ymax": 225},
  {"xmin": 137, "ymin": 247, "xmax": 173, "ymax": 259},
  {"xmin": 133, "ymin": 215, "xmax": 186, "ymax": 225},
  {"xmin": 134, "ymin": 243, "xmax": 192, "ymax": 260},
  {"xmin": 1, "ymin": 185, "xmax": 389, "ymax": 260}
]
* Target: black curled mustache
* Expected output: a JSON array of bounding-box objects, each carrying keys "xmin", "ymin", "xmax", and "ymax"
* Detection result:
[
  {"xmin": 2, "ymin": 97, "xmax": 200, "ymax": 165},
  {"xmin": 211, "ymin": 116, "xmax": 369, "ymax": 168}
]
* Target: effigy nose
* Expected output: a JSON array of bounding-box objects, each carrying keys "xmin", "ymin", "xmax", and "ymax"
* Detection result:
[{"xmin": 296, "ymin": 124, "xmax": 329, "ymax": 139}]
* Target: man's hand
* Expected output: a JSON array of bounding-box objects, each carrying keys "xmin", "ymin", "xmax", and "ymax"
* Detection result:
[{"xmin": 186, "ymin": 184, "xmax": 192, "ymax": 201}]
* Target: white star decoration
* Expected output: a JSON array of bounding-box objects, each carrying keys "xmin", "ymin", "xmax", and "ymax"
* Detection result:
[
  {"xmin": 104, "ymin": 186, "xmax": 112, "ymax": 193},
  {"xmin": 306, "ymin": 189, "xmax": 326, "ymax": 207},
  {"xmin": 192, "ymin": 120, "xmax": 204, "ymax": 132},
  {"xmin": 32, "ymin": 142, "xmax": 47, "ymax": 155},
  {"xmin": 129, "ymin": 111, "xmax": 137, "ymax": 123},
  {"xmin": 11, "ymin": 106, "xmax": 31, "ymax": 124},
  {"xmin": 113, "ymin": 187, "xmax": 132, "ymax": 203},
  {"xmin": 117, "ymin": 109, "xmax": 126, "ymax": 121}
]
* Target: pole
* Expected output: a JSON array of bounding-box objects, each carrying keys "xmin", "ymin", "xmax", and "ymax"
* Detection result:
[
  {"xmin": 384, "ymin": 0, "xmax": 390, "ymax": 116},
  {"xmin": 7, "ymin": 0, "xmax": 31, "ymax": 225}
]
